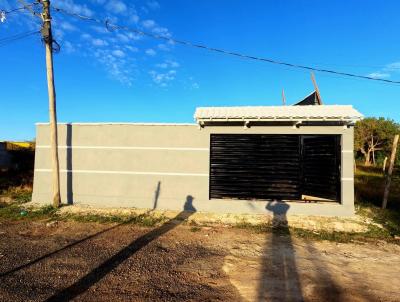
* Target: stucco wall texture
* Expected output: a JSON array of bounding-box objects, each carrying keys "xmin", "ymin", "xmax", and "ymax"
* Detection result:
[{"xmin": 32, "ymin": 123, "xmax": 355, "ymax": 216}]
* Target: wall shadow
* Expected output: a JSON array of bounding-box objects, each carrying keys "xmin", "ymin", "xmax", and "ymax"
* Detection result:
[
  {"xmin": 66, "ymin": 124, "xmax": 73, "ymax": 205},
  {"xmin": 46, "ymin": 195, "xmax": 196, "ymax": 302},
  {"xmin": 257, "ymin": 200, "xmax": 303, "ymax": 301}
]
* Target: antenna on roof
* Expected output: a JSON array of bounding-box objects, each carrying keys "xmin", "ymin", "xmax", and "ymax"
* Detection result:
[
  {"xmin": 281, "ymin": 89, "xmax": 286, "ymax": 106},
  {"xmin": 311, "ymin": 72, "xmax": 323, "ymax": 105}
]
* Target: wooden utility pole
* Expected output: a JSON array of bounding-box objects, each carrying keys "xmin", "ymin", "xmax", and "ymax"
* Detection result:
[
  {"xmin": 41, "ymin": 0, "xmax": 61, "ymax": 207},
  {"xmin": 383, "ymin": 156, "xmax": 388, "ymax": 174},
  {"xmin": 382, "ymin": 134, "xmax": 399, "ymax": 209},
  {"xmin": 281, "ymin": 89, "xmax": 286, "ymax": 106},
  {"xmin": 311, "ymin": 72, "xmax": 323, "ymax": 105},
  {"xmin": 371, "ymin": 135, "xmax": 376, "ymax": 166}
]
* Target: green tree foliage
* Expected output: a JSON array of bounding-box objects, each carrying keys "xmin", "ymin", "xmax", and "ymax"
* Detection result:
[{"xmin": 354, "ymin": 117, "xmax": 399, "ymax": 166}]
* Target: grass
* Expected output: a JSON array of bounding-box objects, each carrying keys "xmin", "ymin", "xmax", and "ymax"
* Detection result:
[
  {"xmin": 234, "ymin": 220, "xmax": 398, "ymax": 244},
  {"xmin": 60, "ymin": 212, "xmax": 167, "ymax": 227},
  {"xmin": 0, "ymin": 201, "xmax": 168, "ymax": 227},
  {"xmin": 0, "ymin": 203, "xmax": 57, "ymax": 220},
  {"xmin": 354, "ymin": 165, "xmax": 400, "ymax": 239},
  {"xmin": 0, "ymin": 170, "xmax": 33, "ymax": 203}
]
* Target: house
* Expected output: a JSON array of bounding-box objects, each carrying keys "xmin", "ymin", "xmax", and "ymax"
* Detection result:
[{"xmin": 32, "ymin": 101, "xmax": 362, "ymax": 216}]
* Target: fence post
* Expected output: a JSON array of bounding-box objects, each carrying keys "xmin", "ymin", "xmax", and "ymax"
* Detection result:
[
  {"xmin": 382, "ymin": 135, "xmax": 399, "ymax": 209},
  {"xmin": 382, "ymin": 156, "xmax": 388, "ymax": 174}
]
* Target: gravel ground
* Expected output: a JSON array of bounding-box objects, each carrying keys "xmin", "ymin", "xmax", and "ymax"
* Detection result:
[{"xmin": 0, "ymin": 216, "xmax": 399, "ymax": 302}]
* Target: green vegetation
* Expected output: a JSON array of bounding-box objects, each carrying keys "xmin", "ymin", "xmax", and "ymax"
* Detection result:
[
  {"xmin": 0, "ymin": 201, "xmax": 168, "ymax": 227},
  {"xmin": 61, "ymin": 212, "xmax": 167, "ymax": 226},
  {"xmin": 355, "ymin": 165, "xmax": 400, "ymax": 239},
  {"xmin": 354, "ymin": 117, "xmax": 399, "ymax": 166},
  {"xmin": 190, "ymin": 226, "xmax": 202, "ymax": 232},
  {"xmin": 0, "ymin": 203, "xmax": 56, "ymax": 220}
]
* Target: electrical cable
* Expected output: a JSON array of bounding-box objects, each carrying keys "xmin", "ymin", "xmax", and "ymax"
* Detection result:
[
  {"xmin": 0, "ymin": 30, "xmax": 40, "ymax": 47},
  {"xmin": 50, "ymin": 5, "xmax": 400, "ymax": 85}
]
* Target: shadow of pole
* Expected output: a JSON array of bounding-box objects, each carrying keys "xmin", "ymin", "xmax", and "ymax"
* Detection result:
[
  {"xmin": 46, "ymin": 195, "xmax": 197, "ymax": 302},
  {"xmin": 257, "ymin": 201, "xmax": 303, "ymax": 302},
  {"xmin": 0, "ymin": 222, "xmax": 125, "ymax": 278},
  {"xmin": 152, "ymin": 181, "xmax": 161, "ymax": 210}
]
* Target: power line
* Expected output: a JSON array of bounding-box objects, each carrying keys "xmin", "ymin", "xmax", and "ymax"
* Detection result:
[
  {"xmin": 49, "ymin": 5, "xmax": 400, "ymax": 85},
  {"xmin": 6, "ymin": 4, "xmax": 400, "ymax": 85},
  {"xmin": 1, "ymin": 3, "xmax": 38, "ymax": 14},
  {"xmin": 0, "ymin": 30, "xmax": 40, "ymax": 47}
]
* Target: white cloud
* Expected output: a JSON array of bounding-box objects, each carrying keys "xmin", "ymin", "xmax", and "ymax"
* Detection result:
[
  {"xmin": 156, "ymin": 60, "xmax": 179, "ymax": 69},
  {"xmin": 368, "ymin": 61, "xmax": 400, "ymax": 80},
  {"xmin": 4, "ymin": 0, "xmax": 179, "ymax": 86},
  {"xmin": 152, "ymin": 26, "xmax": 171, "ymax": 38},
  {"xmin": 116, "ymin": 33, "xmax": 130, "ymax": 43},
  {"xmin": 149, "ymin": 69, "xmax": 177, "ymax": 87},
  {"xmin": 157, "ymin": 43, "xmax": 170, "ymax": 51},
  {"xmin": 167, "ymin": 60, "xmax": 179, "ymax": 68},
  {"xmin": 112, "ymin": 49, "xmax": 125, "ymax": 57},
  {"xmin": 126, "ymin": 32, "xmax": 142, "ymax": 41},
  {"xmin": 105, "ymin": 0, "xmax": 127, "ymax": 14},
  {"xmin": 64, "ymin": 41, "xmax": 76, "ymax": 53},
  {"xmin": 60, "ymin": 21, "xmax": 77, "ymax": 31},
  {"xmin": 53, "ymin": 0, "xmax": 93, "ymax": 17},
  {"xmin": 125, "ymin": 45, "xmax": 139, "ymax": 52},
  {"xmin": 53, "ymin": 28, "xmax": 65, "ymax": 40},
  {"xmin": 142, "ymin": 19, "xmax": 156, "ymax": 29},
  {"xmin": 145, "ymin": 48, "xmax": 156, "ymax": 56},
  {"xmin": 368, "ymin": 72, "xmax": 390, "ymax": 79},
  {"xmin": 156, "ymin": 63, "xmax": 168, "ymax": 69},
  {"xmin": 192, "ymin": 82, "xmax": 200, "ymax": 89},
  {"xmin": 92, "ymin": 38, "xmax": 109, "ymax": 46},
  {"xmin": 385, "ymin": 62, "xmax": 400, "ymax": 72},
  {"xmin": 81, "ymin": 33, "xmax": 92, "ymax": 40},
  {"xmin": 91, "ymin": 25, "xmax": 110, "ymax": 34},
  {"xmin": 130, "ymin": 14, "xmax": 140, "ymax": 24}
]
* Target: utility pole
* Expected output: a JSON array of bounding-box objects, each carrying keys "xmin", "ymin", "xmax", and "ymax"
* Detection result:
[
  {"xmin": 281, "ymin": 89, "xmax": 286, "ymax": 106},
  {"xmin": 382, "ymin": 134, "xmax": 399, "ymax": 209},
  {"xmin": 311, "ymin": 72, "xmax": 323, "ymax": 105},
  {"xmin": 41, "ymin": 0, "xmax": 61, "ymax": 207}
]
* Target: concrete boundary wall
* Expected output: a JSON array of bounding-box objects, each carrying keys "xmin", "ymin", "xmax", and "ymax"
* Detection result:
[{"xmin": 32, "ymin": 123, "xmax": 355, "ymax": 216}]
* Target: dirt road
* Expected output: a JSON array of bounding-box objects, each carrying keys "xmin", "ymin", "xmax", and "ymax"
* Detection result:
[{"xmin": 0, "ymin": 217, "xmax": 399, "ymax": 301}]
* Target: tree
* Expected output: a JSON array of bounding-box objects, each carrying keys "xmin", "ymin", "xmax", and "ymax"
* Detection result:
[{"xmin": 354, "ymin": 117, "xmax": 399, "ymax": 166}]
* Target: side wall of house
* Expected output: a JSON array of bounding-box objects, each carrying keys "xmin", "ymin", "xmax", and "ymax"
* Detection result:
[{"xmin": 32, "ymin": 123, "xmax": 355, "ymax": 216}]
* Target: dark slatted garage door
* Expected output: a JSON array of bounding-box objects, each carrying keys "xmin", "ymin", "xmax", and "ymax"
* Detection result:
[
  {"xmin": 302, "ymin": 135, "xmax": 341, "ymax": 201},
  {"xmin": 210, "ymin": 134, "xmax": 302, "ymax": 200},
  {"xmin": 210, "ymin": 134, "xmax": 341, "ymax": 202}
]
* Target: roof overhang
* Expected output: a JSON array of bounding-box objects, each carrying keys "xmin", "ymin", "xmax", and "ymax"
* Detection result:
[{"xmin": 194, "ymin": 105, "xmax": 363, "ymax": 126}]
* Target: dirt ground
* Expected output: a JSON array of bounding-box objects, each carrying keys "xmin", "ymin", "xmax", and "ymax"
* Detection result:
[{"xmin": 0, "ymin": 216, "xmax": 399, "ymax": 302}]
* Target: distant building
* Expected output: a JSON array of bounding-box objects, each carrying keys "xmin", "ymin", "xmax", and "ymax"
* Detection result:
[{"xmin": 0, "ymin": 141, "xmax": 12, "ymax": 170}]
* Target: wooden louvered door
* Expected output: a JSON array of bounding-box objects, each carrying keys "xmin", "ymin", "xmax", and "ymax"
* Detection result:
[
  {"xmin": 209, "ymin": 134, "xmax": 341, "ymax": 202},
  {"xmin": 301, "ymin": 135, "xmax": 341, "ymax": 201},
  {"xmin": 209, "ymin": 134, "xmax": 302, "ymax": 200}
]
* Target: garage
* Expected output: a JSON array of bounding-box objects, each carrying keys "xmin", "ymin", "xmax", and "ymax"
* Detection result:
[{"xmin": 209, "ymin": 134, "xmax": 341, "ymax": 202}]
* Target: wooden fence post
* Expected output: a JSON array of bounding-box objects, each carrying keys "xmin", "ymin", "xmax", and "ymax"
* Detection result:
[
  {"xmin": 382, "ymin": 156, "xmax": 388, "ymax": 174},
  {"xmin": 382, "ymin": 135, "xmax": 399, "ymax": 209}
]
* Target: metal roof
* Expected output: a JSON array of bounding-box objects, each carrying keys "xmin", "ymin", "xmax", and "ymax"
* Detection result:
[{"xmin": 194, "ymin": 105, "xmax": 363, "ymax": 122}]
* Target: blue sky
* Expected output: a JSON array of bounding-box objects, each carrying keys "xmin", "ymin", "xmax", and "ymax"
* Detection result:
[{"xmin": 0, "ymin": 0, "xmax": 399, "ymax": 140}]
